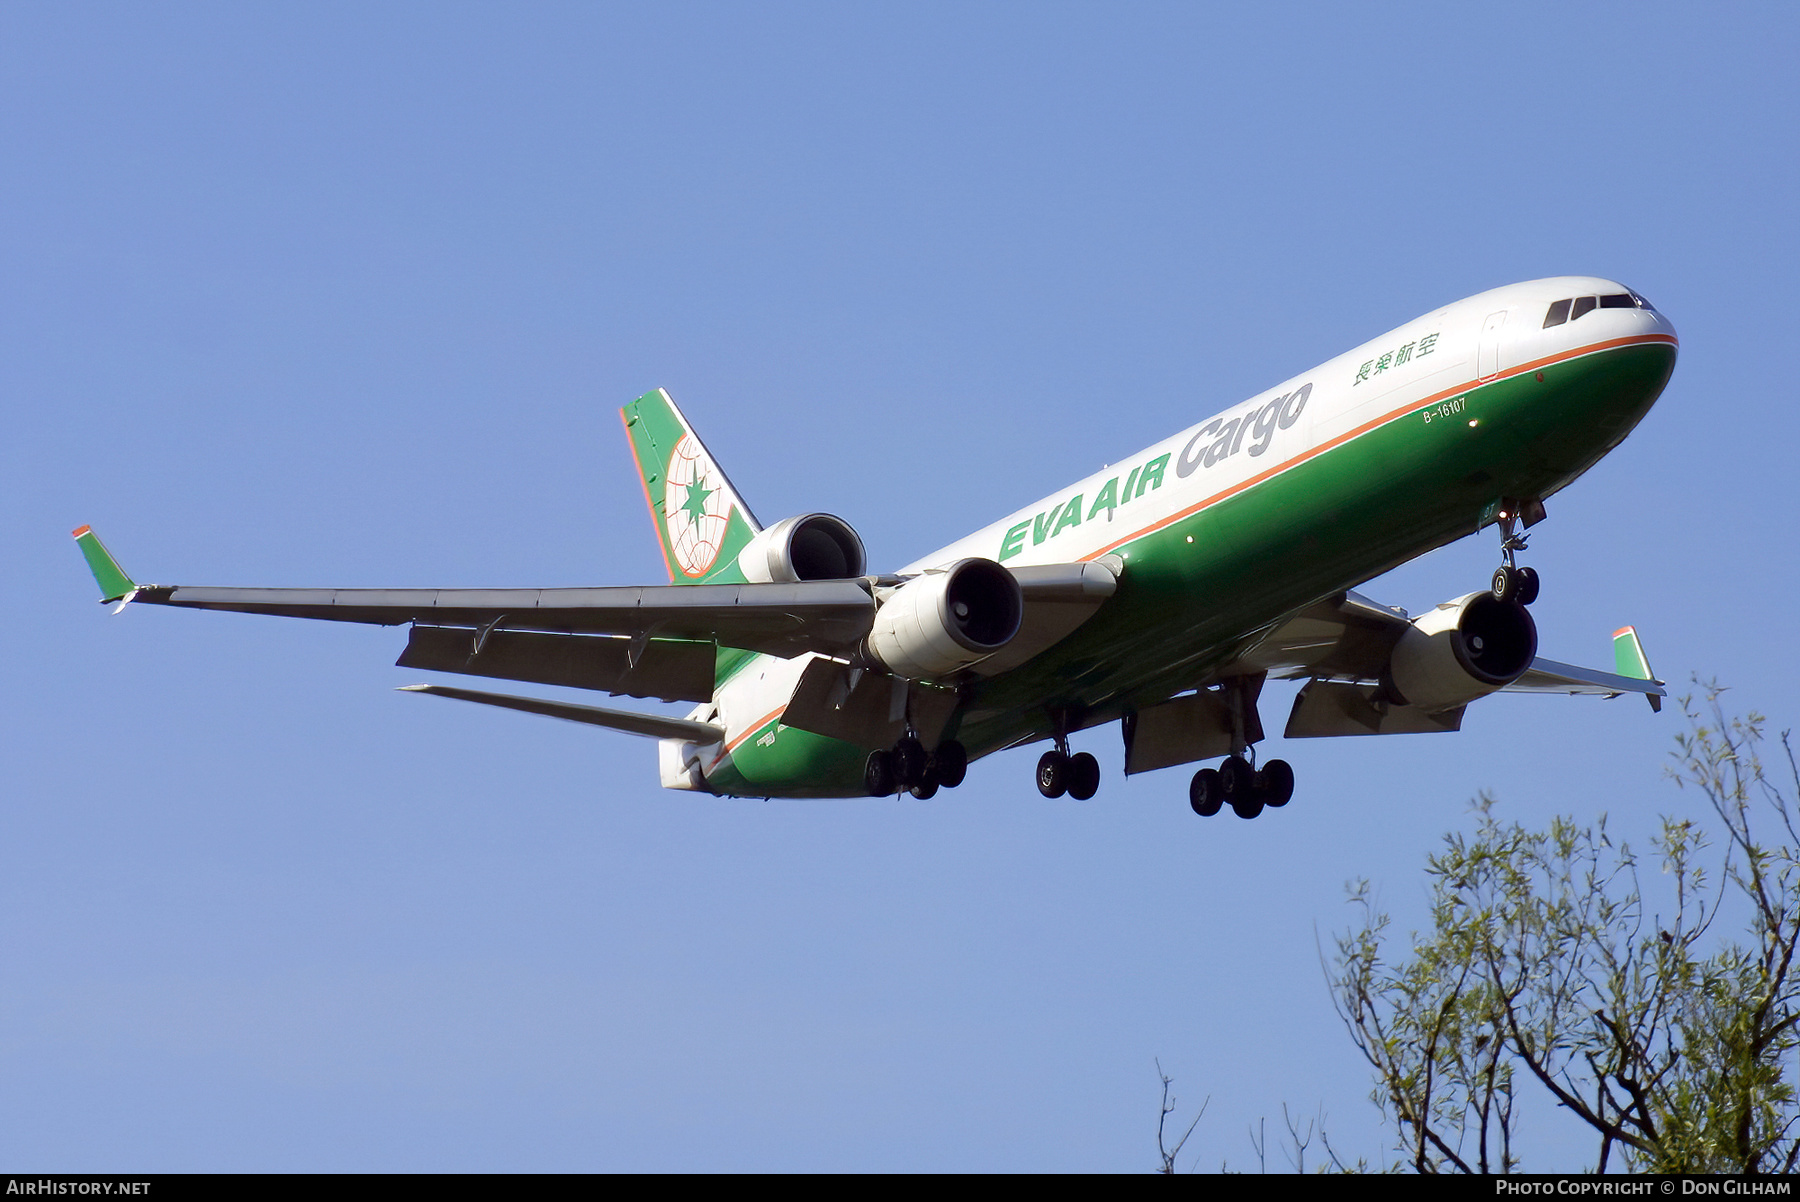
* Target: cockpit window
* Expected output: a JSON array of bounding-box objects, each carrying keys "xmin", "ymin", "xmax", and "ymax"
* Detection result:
[{"xmin": 1544, "ymin": 291, "xmax": 1657, "ymax": 328}]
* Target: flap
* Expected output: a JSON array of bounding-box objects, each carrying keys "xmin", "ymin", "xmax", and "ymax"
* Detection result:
[
  {"xmin": 1284, "ymin": 680, "xmax": 1465, "ymax": 738},
  {"xmin": 781, "ymin": 658, "xmax": 960, "ymax": 751},
  {"xmin": 397, "ymin": 626, "xmax": 717, "ymax": 703}
]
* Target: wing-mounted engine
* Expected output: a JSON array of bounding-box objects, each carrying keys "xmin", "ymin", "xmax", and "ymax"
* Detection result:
[
  {"xmin": 863, "ymin": 558, "xmax": 1023, "ymax": 681},
  {"xmin": 736, "ymin": 513, "xmax": 867, "ymax": 582},
  {"xmin": 1386, "ymin": 591, "xmax": 1538, "ymax": 711},
  {"xmin": 1270, "ymin": 590, "xmax": 1540, "ymax": 740}
]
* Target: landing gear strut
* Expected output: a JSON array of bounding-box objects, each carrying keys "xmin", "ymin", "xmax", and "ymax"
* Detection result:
[{"xmin": 1489, "ymin": 500, "xmax": 1543, "ymax": 606}]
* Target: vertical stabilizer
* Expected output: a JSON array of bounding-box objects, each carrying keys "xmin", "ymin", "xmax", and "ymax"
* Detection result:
[{"xmin": 619, "ymin": 389, "xmax": 761, "ymax": 584}]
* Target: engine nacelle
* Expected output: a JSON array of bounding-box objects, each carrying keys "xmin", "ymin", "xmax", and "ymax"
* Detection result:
[
  {"xmin": 865, "ymin": 558, "xmax": 1023, "ymax": 681},
  {"xmin": 736, "ymin": 513, "xmax": 867, "ymax": 583},
  {"xmin": 1386, "ymin": 592, "xmax": 1538, "ymax": 713}
]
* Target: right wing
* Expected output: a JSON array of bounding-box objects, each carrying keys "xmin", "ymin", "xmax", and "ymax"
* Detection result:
[{"xmin": 1233, "ymin": 590, "xmax": 1665, "ymax": 739}]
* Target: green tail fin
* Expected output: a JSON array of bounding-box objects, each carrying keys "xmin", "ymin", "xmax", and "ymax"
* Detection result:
[
  {"xmin": 619, "ymin": 389, "xmax": 761, "ymax": 584},
  {"xmin": 72, "ymin": 525, "xmax": 136, "ymax": 603}
]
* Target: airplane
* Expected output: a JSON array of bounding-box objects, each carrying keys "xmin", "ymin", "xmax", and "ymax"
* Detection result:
[{"xmin": 73, "ymin": 275, "xmax": 1675, "ymax": 817}]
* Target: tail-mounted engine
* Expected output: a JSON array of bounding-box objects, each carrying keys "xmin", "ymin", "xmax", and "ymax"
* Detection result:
[
  {"xmin": 864, "ymin": 558, "xmax": 1023, "ymax": 681},
  {"xmin": 1385, "ymin": 592, "xmax": 1537, "ymax": 712},
  {"xmin": 736, "ymin": 513, "xmax": 867, "ymax": 583}
]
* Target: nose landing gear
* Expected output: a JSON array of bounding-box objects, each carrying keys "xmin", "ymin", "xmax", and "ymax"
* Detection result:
[{"xmin": 1489, "ymin": 499, "xmax": 1545, "ymax": 606}]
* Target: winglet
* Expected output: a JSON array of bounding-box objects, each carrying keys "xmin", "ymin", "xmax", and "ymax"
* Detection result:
[
  {"xmin": 71, "ymin": 526, "xmax": 137, "ymax": 607},
  {"xmin": 1612, "ymin": 626, "xmax": 1661, "ymax": 712}
]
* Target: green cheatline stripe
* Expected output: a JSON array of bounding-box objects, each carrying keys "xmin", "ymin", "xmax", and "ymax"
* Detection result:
[
  {"xmin": 71, "ymin": 526, "xmax": 135, "ymax": 602},
  {"xmin": 1613, "ymin": 627, "xmax": 1654, "ymax": 681}
]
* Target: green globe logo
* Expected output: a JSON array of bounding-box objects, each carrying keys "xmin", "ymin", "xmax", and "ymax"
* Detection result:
[{"xmin": 663, "ymin": 434, "xmax": 733, "ymax": 577}]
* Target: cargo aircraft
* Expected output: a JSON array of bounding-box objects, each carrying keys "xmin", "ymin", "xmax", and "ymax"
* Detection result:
[{"xmin": 75, "ymin": 276, "xmax": 1675, "ymax": 817}]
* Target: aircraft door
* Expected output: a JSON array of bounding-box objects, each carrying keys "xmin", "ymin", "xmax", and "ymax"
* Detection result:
[{"xmin": 1477, "ymin": 310, "xmax": 1507, "ymax": 382}]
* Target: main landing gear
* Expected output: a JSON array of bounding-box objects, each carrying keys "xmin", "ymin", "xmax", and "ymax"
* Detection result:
[
  {"xmin": 1489, "ymin": 500, "xmax": 1544, "ymax": 606},
  {"xmin": 1035, "ymin": 737, "xmax": 1101, "ymax": 801},
  {"xmin": 864, "ymin": 735, "xmax": 968, "ymax": 799},
  {"xmin": 1185, "ymin": 674, "xmax": 1290, "ymax": 819},
  {"xmin": 1188, "ymin": 753, "xmax": 1293, "ymax": 819}
]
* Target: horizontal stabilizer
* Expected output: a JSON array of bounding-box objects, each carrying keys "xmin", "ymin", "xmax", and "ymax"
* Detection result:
[{"xmin": 398, "ymin": 684, "xmax": 724, "ymax": 743}]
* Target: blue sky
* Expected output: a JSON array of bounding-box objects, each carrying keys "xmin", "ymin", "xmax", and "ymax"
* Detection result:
[{"xmin": 4, "ymin": 2, "xmax": 1797, "ymax": 1171}]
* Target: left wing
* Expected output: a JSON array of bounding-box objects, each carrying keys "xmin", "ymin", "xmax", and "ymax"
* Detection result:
[
  {"xmin": 72, "ymin": 529, "xmax": 1123, "ymax": 712},
  {"xmin": 72, "ymin": 526, "xmax": 877, "ymax": 661}
]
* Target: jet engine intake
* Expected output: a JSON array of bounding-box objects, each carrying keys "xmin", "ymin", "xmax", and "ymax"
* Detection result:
[
  {"xmin": 736, "ymin": 513, "xmax": 867, "ymax": 583},
  {"xmin": 865, "ymin": 558, "xmax": 1023, "ymax": 681},
  {"xmin": 1386, "ymin": 592, "xmax": 1537, "ymax": 713}
]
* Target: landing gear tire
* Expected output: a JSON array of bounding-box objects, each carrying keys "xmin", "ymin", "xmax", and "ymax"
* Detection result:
[
  {"xmin": 1036, "ymin": 751, "xmax": 1068, "ymax": 799},
  {"xmin": 1231, "ymin": 791, "xmax": 1266, "ymax": 820},
  {"xmin": 1218, "ymin": 755, "xmax": 1256, "ymax": 801},
  {"xmin": 892, "ymin": 736, "xmax": 928, "ymax": 788},
  {"xmin": 864, "ymin": 749, "xmax": 895, "ymax": 797},
  {"xmin": 930, "ymin": 741, "xmax": 968, "ymax": 789},
  {"xmin": 1491, "ymin": 565, "xmax": 1520, "ymax": 603},
  {"xmin": 1065, "ymin": 751, "xmax": 1100, "ymax": 800},
  {"xmin": 1189, "ymin": 768, "xmax": 1223, "ymax": 817},
  {"xmin": 910, "ymin": 774, "xmax": 940, "ymax": 800},
  {"xmin": 1514, "ymin": 566, "xmax": 1540, "ymax": 606},
  {"xmin": 1255, "ymin": 759, "xmax": 1294, "ymax": 808}
]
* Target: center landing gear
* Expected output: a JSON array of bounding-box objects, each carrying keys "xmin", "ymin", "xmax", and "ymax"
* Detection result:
[
  {"xmin": 1489, "ymin": 500, "xmax": 1544, "ymax": 606},
  {"xmin": 1036, "ymin": 731, "xmax": 1100, "ymax": 801},
  {"xmin": 864, "ymin": 736, "xmax": 968, "ymax": 798}
]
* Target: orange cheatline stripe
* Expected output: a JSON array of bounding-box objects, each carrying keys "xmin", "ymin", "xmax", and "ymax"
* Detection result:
[
  {"xmin": 1080, "ymin": 332, "xmax": 1677, "ymax": 563},
  {"xmin": 71, "ymin": 525, "xmax": 91, "ymax": 538},
  {"xmin": 705, "ymin": 703, "xmax": 790, "ymax": 771},
  {"xmin": 619, "ymin": 406, "xmax": 680, "ymax": 584},
  {"xmin": 724, "ymin": 705, "xmax": 788, "ymax": 755}
]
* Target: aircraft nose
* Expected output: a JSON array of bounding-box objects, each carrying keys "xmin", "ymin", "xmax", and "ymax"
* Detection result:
[{"xmin": 1538, "ymin": 285, "xmax": 1674, "ymax": 344}]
